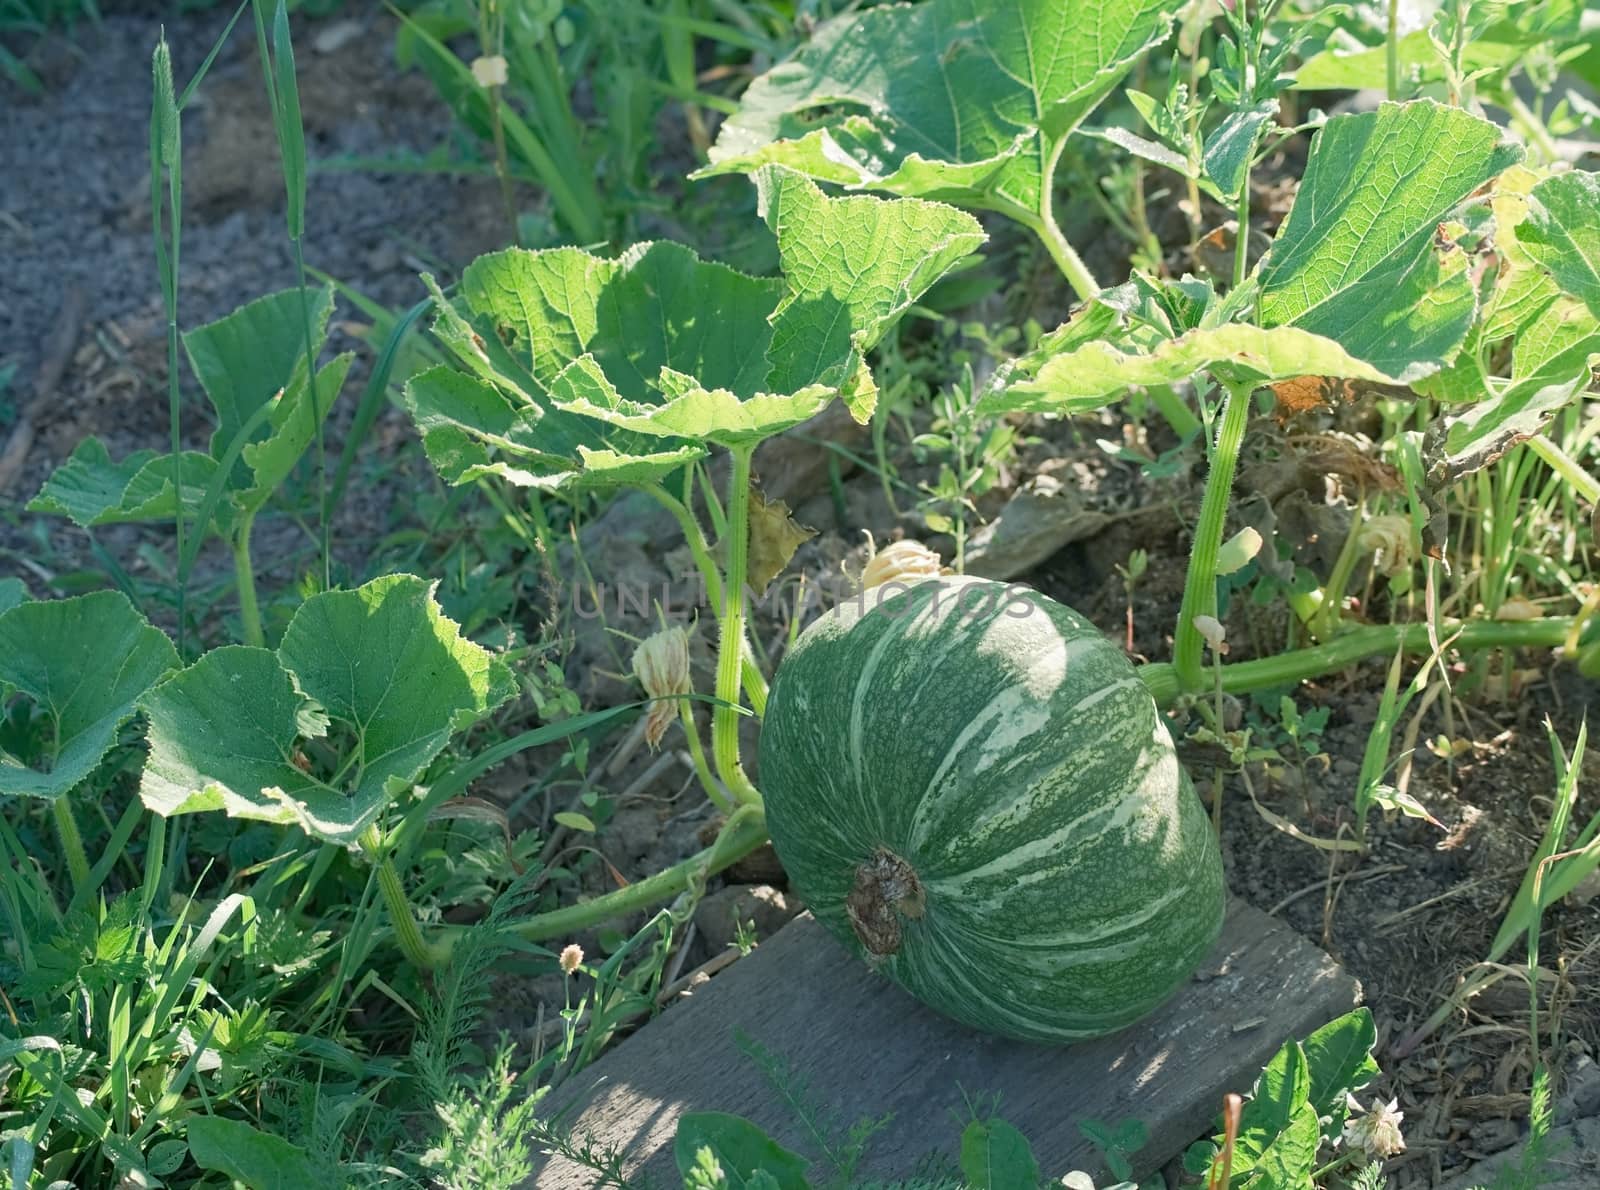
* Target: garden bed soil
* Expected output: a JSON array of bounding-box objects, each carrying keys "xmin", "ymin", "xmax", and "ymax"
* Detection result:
[{"xmin": 2, "ymin": 11, "xmax": 1596, "ymax": 1188}]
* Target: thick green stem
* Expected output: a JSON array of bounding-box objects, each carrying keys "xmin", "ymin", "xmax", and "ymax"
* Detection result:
[
  {"xmin": 1141, "ymin": 617, "xmax": 1573, "ymax": 708},
  {"xmin": 1506, "ymin": 92, "xmax": 1562, "ymax": 163},
  {"xmin": 290, "ymin": 239, "xmax": 329, "ymax": 591},
  {"xmin": 1003, "ymin": 137, "xmax": 1098, "ymax": 300},
  {"xmin": 645, "ymin": 482, "xmax": 769, "ymax": 721},
  {"xmin": 412, "ymin": 613, "xmax": 1573, "ymax": 960},
  {"xmin": 432, "ymin": 807, "xmax": 770, "ymax": 960},
  {"xmin": 1174, "ymin": 379, "xmax": 1253, "ymax": 691},
  {"xmin": 1386, "ymin": 0, "xmax": 1401, "ymax": 99},
  {"xmin": 52, "ymin": 798, "xmax": 90, "ymax": 893},
  {"xmin": 1036, "ymin": 208, "xmax": 1100, "ymax": 302},
  {"xmin": 713, "ymin": 447, "xmax": 762, "ymax": 807},
  {"xmin": 232, "ymin": 513, "xmax": 265, "ymax": 649},
  {"xmin": 741, "ymin": 649, "xmax": 769, "ymax": 720},
  {"xmin": 1233, "ymin": 176, "xmax": 1251, "ymax": 290},
  {"xmin": 680, "ymin": 701, "xmax": 732, "ymax": 814},
  {"xmin": 363, "ymin": 825, "xmax": 439, "ymax": 969},
  {"xmin": 1529, "ymin": 434, "xmax": 1600, "ymax": 503}
]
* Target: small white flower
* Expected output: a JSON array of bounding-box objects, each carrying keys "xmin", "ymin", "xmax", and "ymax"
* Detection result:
[
  {"xmin": 1342, "ymin": 1095, "xmax": 1405, "ymax": 1158},
  {"xmin": 470, "ymin": 54, "xmax": 509, "ymax": 88},
  {"xmin": 558, "ymin": 943, "xmax": 584, "ymax": 976}
]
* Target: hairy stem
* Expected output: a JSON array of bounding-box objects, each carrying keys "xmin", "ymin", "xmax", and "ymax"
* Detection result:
[
  {"xmin": 713, "ymin": 447, "xmax": 762, "ymax": 806},
  {"xmin": 1386, "ymin": 0, "xmax": 1401, "ymax": 99},
  {"xmin": 1036, "ymin": 208, "xmax": 1100, "ymax": 302},
  {"xmin": 1174, "ymin": 378, "xmax": 1253, "ymax": 691},
  {"xmin": 232, "ymin": 513, "xmax": 265, "ymax": 649},
  {"xmin": 680, "ymin": 701, "xmax": 732, "ymax": 813},
  {"xmin": 645, "ymin": 482, "xmax": 769, "ymax": 720},
  {"xmin": 431, "ymin": 807, "xmax": 770, "ymax": 959},
  {"xmin": 53, "ymin": 798, "xmax": 91, "ymax": 894},
  {"xmin": 1141, "ymin": 617, "xmax": 1573, "ymax": 708},
  {"xmin": 363, "ymin": 825, "xmax": 439, "ymax": 970}
]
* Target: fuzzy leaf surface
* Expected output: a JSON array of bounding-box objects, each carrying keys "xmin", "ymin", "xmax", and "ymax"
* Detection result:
[
  {"xmin": 1518, "ymin": 168, "xmax": 1600, "ymax": 316},
  {"xmin": 406, "ymin": 171, "xmax": 982, "ymax": 481},
  {"xmin": 756, "ymin": 164, "xmax": 985, "ymax": 418},
  {"xmin": 983, "ymin": 323, "xmax": 1397, "ymax": 415},
  {"xmin": 234, "ymin": 353, "xmax": 354, "ymax": 516},
  {"xmin": 28, "ymin": 439, "xmax": 220, "ymax": 529},
  {"xmin": 0, "ymin": 592, "xmax": 179, "ymax": 800},
  {"xmin": 1256, "ymin": 101, "xmax": 1522, "ymax": 381},
  {"xmin": 698, "ymin": 0, "xmax": 1172, "ymax": 221},
  {"xmin": 140, "ymin": 576, "xmax": 514, "ymax": 844},
  {"xmin": 183, "ymin": 285, "xmax": 335, "ymax": 457}
]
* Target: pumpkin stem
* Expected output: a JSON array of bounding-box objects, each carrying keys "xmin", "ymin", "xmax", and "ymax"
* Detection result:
[{"xmin": 845, "ymin": 848, "xmax": 926, "ymax": 958}]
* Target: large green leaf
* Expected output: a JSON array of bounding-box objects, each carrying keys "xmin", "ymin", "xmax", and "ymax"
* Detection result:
[
  {"xmin": 33, "ymin": 287, "xmax": 348, "ymax": 535},
  {"xmin": 140, "ymin": 645, "xmax": 330, "ymax": 829},
  {"xmin": 982, "ymin": 323, "xmax": 1397, "ymax": 415},
  {"xmin": 1257, "ymin": 101, "xmax": 1522, "ymax": 382},
  {"xmin": 139, "ymin": 575, "xmax": 514, "ymax": 844},
  {"xmin": 234, "ymin": 353, "xmax": 355, "ymax": 517},
  {"xmin": 405, "ymin": 169, "xmax": 982, "ymax": 484},
  {"xmin": 1518, "ymin": 169, "xmax": 1600, "ymax": 317},
  {"xmin": 0, "ymin": 592, "xmax": 179, "ymax": 801},
  {"xmin": 183, "ymin": 285, "xmax": 335, "ymax": 456},
  {"xmin": 1417, "ymin": 166, "xmax": 1600, "ymax": 477},
  {"xmin": 550, "ymin": 354, "xmax": 836, "ymax": 448},
  {"xmin": 756, "ymin": 163, "xmax": 985, "ymax": 416},
  {"xmin": 697, "ymin": 0, "xmax": 1172, "ymax": 223},
  {"xmin": 27, "ymin": 439, "xmax": 220, "ymax": 530},
  {"xmin": 0, "ymin": 579, "xmax": 25, "ymax": 617}
]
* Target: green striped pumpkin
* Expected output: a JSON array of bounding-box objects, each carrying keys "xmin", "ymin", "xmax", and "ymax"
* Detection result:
[{"xmin": 759, "ymin": 576, "xmax": 1225, "ymax": 1042}]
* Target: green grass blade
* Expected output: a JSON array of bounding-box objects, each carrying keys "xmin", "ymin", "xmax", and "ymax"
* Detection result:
[
  {"xmin": 175, "ymin": 0, "xmax": 250, "ymax": 109},
  {"xmin": 151, "ymin": 35, "xmax": 186, "ymax": 658},
  {"xmin": 329, "ymin": 294, "xmax": 435, "ymax": 517},
  {"xmin": 270, "ymin": 0, "xmax": 307, "ymax": 239}
]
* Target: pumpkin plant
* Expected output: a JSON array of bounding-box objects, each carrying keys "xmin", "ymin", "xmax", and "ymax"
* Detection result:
[
  {"xmin": 29, "ymin": 285, "xmax": 353, "ymax": 650},
  {"xmin": 0, "ymin": 592, "xmax": 179, "ymax": 894},
  {"xmin": 396, "ymin": 97, "xmax": 1596, "ymax": 1039},
  {"xmin": 694, "ymin": 0, "xmax": 1177, "ymax": 300},
  {"xmin": 398, "ymin": 163, "xmax": 986, "ymax": 896}
]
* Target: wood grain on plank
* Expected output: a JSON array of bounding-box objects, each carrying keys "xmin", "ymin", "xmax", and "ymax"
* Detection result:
[{"xmin": 530, "ymin": 897, "xmax": 1360, "ymax": 1187}]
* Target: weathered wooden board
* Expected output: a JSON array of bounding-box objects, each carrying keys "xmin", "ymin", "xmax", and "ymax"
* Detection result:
[{"xmin": 529, "ymin": 897, "xmax": 1359, "ymax": 1187}]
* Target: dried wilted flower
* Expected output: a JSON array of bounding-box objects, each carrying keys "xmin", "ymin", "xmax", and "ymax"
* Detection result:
[
  {"xmin": 470, "ymin": 54, "xmax": 508, "ymax": 88},
  {"xmin": 861, "ymin": 538, "xmax": 946, "ymax": 592},
  {"xmin": 1495, "ymin": 596, "xmax": 1544, "ymax": 621},
  {"xmin": 1358, "ymin": 515, "xmax": 1418, "ymax": 577},
  {"xmin": 558, "ymin": 944, "xmax": 584, "ymax": 977},
  {"xmin": 632, "ymin": 626, "xmax": 692, "ymax": 749},
  {"xmin": 1342, "ymin": 1095, "xmax": 1405, "ymax": 1158},
  {"xmin": 1193, "ymin": 614, "xmax": 1228, "ymax": 655}
]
